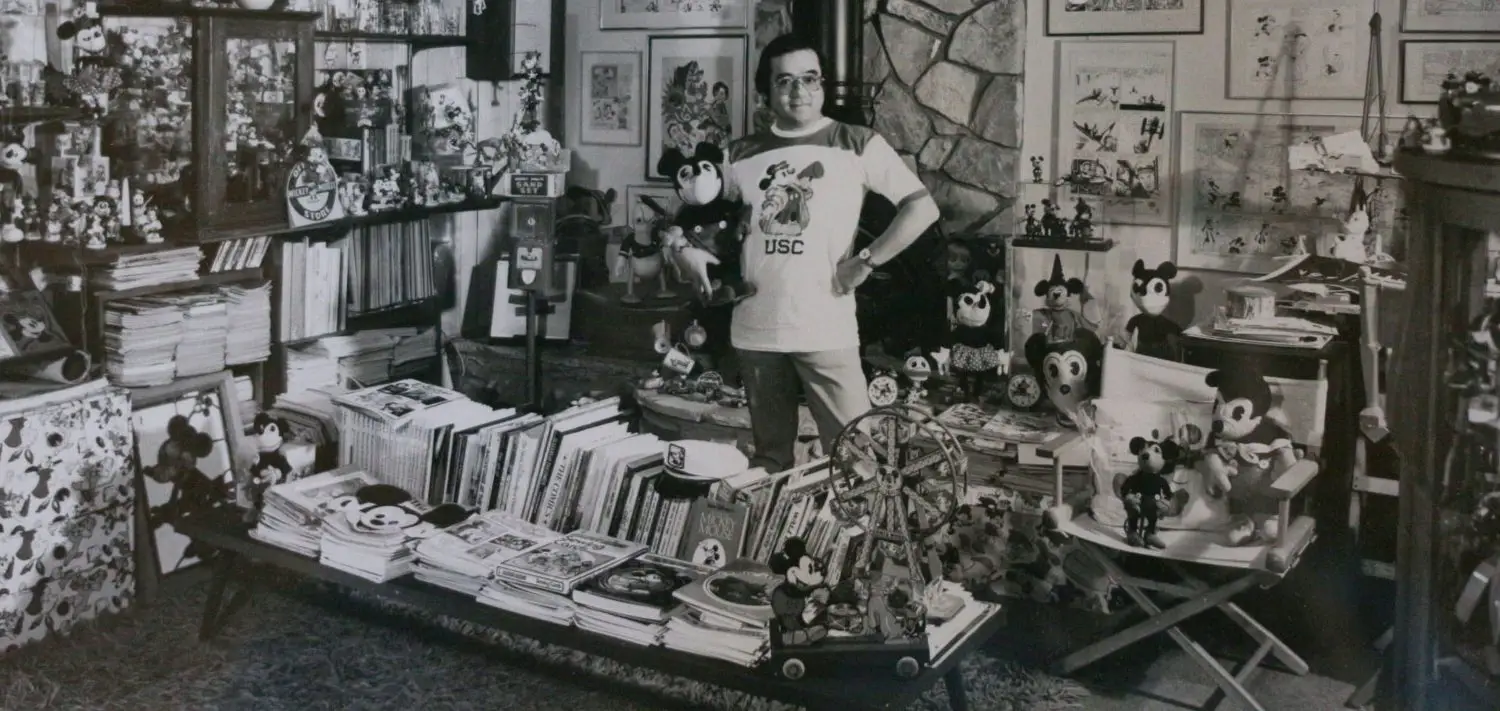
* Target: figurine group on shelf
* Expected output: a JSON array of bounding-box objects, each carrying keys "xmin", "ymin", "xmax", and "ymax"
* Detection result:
[{"xmin": 1017, "ymin": 197, "xmax": 1101, "ymax": 246}]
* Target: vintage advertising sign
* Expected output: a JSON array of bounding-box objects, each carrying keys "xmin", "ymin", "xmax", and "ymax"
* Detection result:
[{"xmin": 285, "ymin": 153, "xmax": 346, "ymax": 227}]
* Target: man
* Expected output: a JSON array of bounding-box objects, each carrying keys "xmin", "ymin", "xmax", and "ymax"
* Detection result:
[{"xmin": 705, "ymin": 33, "xmax": 940, "ymax": 472}]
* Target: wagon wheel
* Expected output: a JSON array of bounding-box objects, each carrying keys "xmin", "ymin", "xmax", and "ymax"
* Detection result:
[{"xmin": 827, "ymin": 405, "xmax": 967, "ymax": 592}]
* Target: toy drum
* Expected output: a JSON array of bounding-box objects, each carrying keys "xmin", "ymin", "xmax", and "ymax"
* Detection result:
[{"xmin": 1225, "ymin": 284, "xmax": 1277, "ymax": 321}]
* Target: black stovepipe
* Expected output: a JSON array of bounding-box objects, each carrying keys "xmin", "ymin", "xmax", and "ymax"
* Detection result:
[{"xmin": 791, "ymin": 0, "xmax": 870, "ymax": 127}]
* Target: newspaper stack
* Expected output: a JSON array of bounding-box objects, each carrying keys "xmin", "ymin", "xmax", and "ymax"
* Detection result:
[
  {"xmin": 102, "ymin": 297, "xmax": 185, "ymax": 386},
  {"xmin": 173, "ymin": 291, "xmax": 229, "ymax": 377},
  {"xmin": 314, "ymin": 332, "xmax": 402, "ymax": 385},
  {"xmin": 571, "ymin": 554, "xmax": 712, "ymax": 647},
  {"xmin": 89, "ymin": 246, "xmax": 202, "ymax": 291},
  {"xmin": 412, "ymin": 510, "xmax": 560, "ymax": 595},
  {"xmin": 319, "ymin": 487, "xmax": 473, "ymax": 583},
  {"xmin": 223, "ymin": 282, "xmax": 273, "ymax": 365},
  {"xmin": 661, "ymin": 610, "xmax": 769, "ymax": 666},
  {"xmin": 475, "ymin": 581, "xmax": 577, "ymax": 625},
  {"xmin": 285, "ymin": 346, "xmax": 344, "ymax": 393},
  {"xmin": 250, "ymin": 467, "xmax": 378, "ymax": 557}
]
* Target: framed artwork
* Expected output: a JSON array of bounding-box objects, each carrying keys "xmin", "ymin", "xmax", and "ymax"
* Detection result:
[
  {"xmin": 1402, "ymin": 0, "xmax": 1500, "ymax": 33},
  {"xmin": 646, "ymin": 34, "xmax": 748, "ymax": 183},
  {"xmin": 1055, "ymin": 41, "xmax": 1175, "ymax": 226},
  {"xmin": 1045, "ymin": 0, "xmax": 1204, "ymax": 37},
  {"xmin": 0, "ymin": 288, "xmax": 71, "ymax": 363},
  {"xmin": 1174, "ymin": 112, "xmax": 1409, "ymax": 274},
  {"xmin": 579, "ymin": 51, "xmax": 643, "ymax": 146},
  {"xmin": 1226, "ymin": 0, "xmax": 1371, "ymax": 100},
  {"xmin": 600, "ymin": 0, "xmax": 750, "ymax": 30},
  {"xmin": 132, "ymin": 372, "xmax": 246, "ymax": 578},
  {"xmin": 1400, "ymin": 41, "xmax": 1500, "ymax": 104}
]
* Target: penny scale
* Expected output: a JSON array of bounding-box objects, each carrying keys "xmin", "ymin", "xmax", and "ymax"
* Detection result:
[{"xmin": 769, "ymin": 403, "xmax": 968, "ymax": 680}]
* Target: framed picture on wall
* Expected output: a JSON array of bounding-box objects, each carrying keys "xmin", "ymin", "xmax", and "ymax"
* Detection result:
[
  {"xmin": 1402, "ymin": 0, "xmax": 1500, "ymax": 33},
  {"xmin": 1045, "ymin": 0, "xmax": 1204, "ymax": 37},
  {"xmin": 1055, "ymin": 40, "xmax": 1175, "ymax": 227},
  {"xmin": 1226, "ymin": 0, "xmax": 1371, "ymax": 100},
  {"xmin": 600, "ymin": 0, "xmax": 750, "ymax": 31},
  {"xmin": 1174, "ymin": 112, "xmax": 1409, "ymax": 274},
  {"xmin": 579, "ymin": 51, "xmax": 643, "ymax": 146},
  {"xmin": 1400, "ymin": 40, "xmax": 1500, "ymax": 104},
  {"xmin": 645, "ymin": 34, "xmax": 748, "ymax": 183}
]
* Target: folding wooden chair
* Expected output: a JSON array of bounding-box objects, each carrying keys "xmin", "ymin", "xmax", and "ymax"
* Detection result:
[{"xmin": 1042, "ymin": 345, "xmax": 1327, "ymax": 711}]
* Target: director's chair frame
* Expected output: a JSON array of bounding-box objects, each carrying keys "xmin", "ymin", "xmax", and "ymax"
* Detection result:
[{"xmin": 1041, "ymin": 344, "xmax": 1328, "ymax": 711}]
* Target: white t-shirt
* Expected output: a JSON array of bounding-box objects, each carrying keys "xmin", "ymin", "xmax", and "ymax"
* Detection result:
[{"xmin": 723, "ymin": 118, "xmax": 927, "ymax": 353}]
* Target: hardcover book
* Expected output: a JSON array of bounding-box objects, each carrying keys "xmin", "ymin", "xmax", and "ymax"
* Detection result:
[
  {"xmin": 493, "ymin": 529, "xmax": 646, "ymax": 594},
  {"xmin": 572, "ymin": 553, "xmax": 711, "ymax": 623}
]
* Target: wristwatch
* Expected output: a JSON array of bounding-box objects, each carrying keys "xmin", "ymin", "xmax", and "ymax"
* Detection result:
[{"xmin": 856, "ymin": 248, "xmax": 880, "ymax": 268}]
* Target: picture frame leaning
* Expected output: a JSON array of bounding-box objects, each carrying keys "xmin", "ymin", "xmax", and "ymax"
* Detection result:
[{"xmin": 1402, "ymin": 0, "xmax": 1500, "ymax": 33}]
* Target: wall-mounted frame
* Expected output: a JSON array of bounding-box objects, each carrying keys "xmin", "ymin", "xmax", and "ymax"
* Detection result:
[
  {"xmin": 1400, "ymin": 40, "xmax": 1500, "ymax": 104},
  {"xmin": 645, "ymin": 34, "xmax": 748, "ymax": 183},
  {"xmin": 600, "ymin": 0, "xmax": 750, "ymax": 31},
  {"xmin": 1226, "ymin": 0, "xmax": 1370, "ymax": 100},
  {"xmin": 1402, "ymin": 0, "xmax": 1500, "ymax": 33},
  {"xmin": 1055, "ymin": 40, "xmax": 1176, "ymax": 227},
  {"xmin": 1045, "ymin": 0, "xmax": 1203, "ymax": 37},
  {"xmin": 1174, "ymin": 112, "xmax": 1408, "ymax": 274},
  {"xmin": 578, "ymin": 51, "xmax": 643, "ymax": 146}
]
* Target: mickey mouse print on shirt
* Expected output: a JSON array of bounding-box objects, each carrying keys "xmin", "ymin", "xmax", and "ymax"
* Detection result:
[{"xmin": 757, "ymin": 160, "xmax": 826, "ymax": 249}]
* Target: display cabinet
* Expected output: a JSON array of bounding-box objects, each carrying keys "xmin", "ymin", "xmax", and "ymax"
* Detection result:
[
  {"xmin": 1387, "ymin": 151, "xmax": 1500, "ymax": 711},
  {"xmin": 98, "ymin": 7, "xmax": 316, "ymax": 242}
]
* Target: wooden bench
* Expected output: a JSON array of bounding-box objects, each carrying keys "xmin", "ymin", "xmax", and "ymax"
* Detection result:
[{"xmin": 175, "ymin": 512, "xmax": 1005, "ymax": 711}]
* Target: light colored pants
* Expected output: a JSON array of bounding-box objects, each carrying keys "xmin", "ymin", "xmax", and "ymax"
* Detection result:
[{"xmin": 737, "ymin": 347, "xmax": 870, "ymax": 473}]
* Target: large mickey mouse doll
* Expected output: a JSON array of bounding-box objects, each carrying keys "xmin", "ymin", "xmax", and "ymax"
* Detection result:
[
  {"xmin": 1125, "ymin": 259, "xmax": 1183, "ymax": 361},
  {"xmin": 949, "ymin": 280, "xmax": 1004, "ymax": 402},
  {"xmin": 1032, "ymin": 255, "xmax": 1095, "ymax": 345},
  {"xmin": 1201, "ymin": 368, "xmax": 1298, "ymax": 546},
  {"xmin": 1024, "ymin": 328, "xmax": 1105, "ymax": 427}
]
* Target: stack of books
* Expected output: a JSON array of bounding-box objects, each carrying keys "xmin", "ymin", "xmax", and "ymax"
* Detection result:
[
  {"xmin": 89, "ymin": 246, "xmax": 202, "ymax": 291},
  {"xmin": 475, "ymin": 529, "xmax": 646, "ymax": 626},
  {"xmin": 284, "ymin": 346, "xmax": 345, "ymax": 393},
  {"xmin": 571, "ymin": 553, "xmax": 711, "ymax": 646},
  {"xmin": 250, "ymin": 467, "xmax": 378, "ymax": 556},
  {"xmin": 223, "ymin": 282, "xmax": 273, "ymax": 365},
  {"xmin": 662, "ymin": 559, "xmax": 777, "ymax": 666},
  {"xmin": 412, "ymin": 510, "xmax": 560, "ymax": 595},
  {"xmin": 173, "ymin": 290, "xmax": 229, "ymax": 377},
  {"xmin": 102, "ymin": 297, "xmax": 185, "ymax": 386}
]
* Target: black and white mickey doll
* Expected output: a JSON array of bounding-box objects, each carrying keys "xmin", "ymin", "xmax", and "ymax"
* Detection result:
[
  {"xmin": 1025, "ymin": 327, "xmax": 1104, "ymax": 427},
  {"xmin": 1121, "ymin": 432, "xmax": 1180, "ymax": 549},
  {"xmin": 56, "ymin": 7, "xmax": 107, "ymax": 66},
  {"xmin": 245, "ymin": 413, "xmax": 293, "ymax": 511},
  {"xmin": 1125, "ymin": 259, "xmax": 1183, "ymax": 361},
  {"xmin": 655, "ymin": 141, "xmax": 750, "ymax": 306},
  {"xmin": 1033, "ymin": 255, "xmax": 1093, "ymax": 345},
  {"xmin": 949, "ymin": 280, "xmax": 1004, "ymax": 402},
  {"xmin": 1201, "ymin": 368, "xmax": 1298, "ymax": 546},
  {"xmin": 768, "ymin": 537, "xmax": 831, "ymax": 648}
]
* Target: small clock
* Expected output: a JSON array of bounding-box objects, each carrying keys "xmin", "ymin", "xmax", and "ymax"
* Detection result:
[
  {"xmin": 1005, "ymin": 372, "xmax": 1042, "ymax": 409},
  {"xmin": 868, "ymin": 372, "xmax": 900, "ymax": 407}
]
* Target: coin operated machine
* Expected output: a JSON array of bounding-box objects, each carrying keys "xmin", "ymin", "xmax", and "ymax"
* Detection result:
[{"xmin": 507, "ymin": 198, "xmax": 556, "ymax": 406}]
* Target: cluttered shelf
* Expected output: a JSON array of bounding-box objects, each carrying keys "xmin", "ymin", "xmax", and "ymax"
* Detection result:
[
  {"xmin": 0, "ymin": 106, "xmax": 89, "ymax": 128},
  {"xmin": 200, "ymin": 196, "xmax": 509, "ymax": 243},
  {"xmin": 90, "ymin": 268, "xmax": 266, "ymax": 303},
  {"xmin": 314, "ymin": 31, "xmax": 468, "ymax": 48}
]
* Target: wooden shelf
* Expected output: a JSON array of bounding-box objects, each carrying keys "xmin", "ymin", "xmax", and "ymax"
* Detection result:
[
  {"xmin": 314, "ymin": 31, "xmax": 468, "ymax": 49},
  {"xmin": 0, "ymin": 106, "xmax": 87, "ymax": 128},
  {"xmin": 22, "ymin": 241, "xmax": 197, "ymax": 266},
  {"xmin": 1009, "ymin": 237, "xmax": 1116, "ymax": 252},
  {"xmin": 91, "ymin": 268, "xmax": 266, "ymax": 302},
  {"xmin": 99, "ymin": 5, "xmax": 320, "ymax": 21},
  {"xmin": 1394, "ymin": 150, "xmax": 1500, "ymax": 195},
  {"xmin": 199, "ymin": 196, "xmax": 509, "ymax": 243}
]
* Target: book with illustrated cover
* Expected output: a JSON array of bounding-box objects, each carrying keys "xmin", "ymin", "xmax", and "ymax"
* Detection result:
[
  {"xmin": 677, "ymin": 496, "xmax": 748, "ymax": 569},
  {"xmin": 671, "ymin": 558, "xmax": 778, "ymax": 627},
  {"xmin": 572, "ymin": 553, "xmax": 711, "ymax": 623},
  {"xmin": 493, "ymin": 529, "xmax": 646, "ymax": 594}
]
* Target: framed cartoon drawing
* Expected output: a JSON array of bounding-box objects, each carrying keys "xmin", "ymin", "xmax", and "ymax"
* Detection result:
[
  {"xmin": 600, "ymin": 0, "xmax": 751, "ymax": 30},
  {"xmin": 1402, "ymin": 0, "xmax": 1500, "ymax": 32},
  {"xmin": 579, "ymin": 51, "xmax": 643, "ymax": 146},
  {"xmin": 646, "ymin": 34, "xmax": 748, "ymax": 183},
  {"xmin": 0, "ymin": 288, "xmax": 70, "ymax": 363},
  {"xmin": 1045, "ymin": 0, "xmax": 1204, "ymax": 36},
  {"xmin": 1400, "ymin": 40, "xmax": 1500, "ymax": 104},
  {"xmin": 1226, "ymin": 0, "xmax": 1370, "ymax": 100},
  {"xmin": 131, "ymin": 372, "xmax": 246, "ymax": 580}
]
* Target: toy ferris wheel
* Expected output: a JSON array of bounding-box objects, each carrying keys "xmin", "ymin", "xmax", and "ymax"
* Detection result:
[{"xmin": 827, "ymin": 404, "xmax": 968, "ymax": 595}]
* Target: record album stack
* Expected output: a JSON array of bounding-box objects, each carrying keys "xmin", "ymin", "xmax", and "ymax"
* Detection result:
[
  {"xmin": 571, "ymin": 553, "xmax": 711, "ymax": 646},
  {"xmin": 476, "ymin": 529, "xmax": 646, "ymax": 626},
  {"xmin": 172, "ymin": 290, "xmax": 229, "ymax": 377}
]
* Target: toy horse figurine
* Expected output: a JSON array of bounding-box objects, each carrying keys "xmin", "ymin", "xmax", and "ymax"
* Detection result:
[{"xmin": 617, "ymin": 195, "xmax": 676, "ymax": 305}]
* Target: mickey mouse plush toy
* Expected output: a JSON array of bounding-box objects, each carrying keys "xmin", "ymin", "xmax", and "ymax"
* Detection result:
[
  {"xmin": 769, "ymin": 537, "xmax": 831, "ymax": 647},
  {"xmin": 1126, "ymin": 259, "xmax": 1183, "ymax": 361},
  {"xmin": 656, "ymin": 141, "xmax": 750, "ymax": 306},
  {"xmin": 949, "ymin": 280, "xmax": 1004, "ymax": 401},
  {"xmin": 1202, "ymin": 368, "xmax": 1298, "ymax": 545},
  {"xmin": 1033, "ymin": 255, "xmax": 1093, "ymax": 344},
  {"xmin": 0, "ymin": 127, "xmax": 32, "ymax": 203},
  {"xmin": 245, "ymin": 413, "xmax": 293, "ymax": 512},
  {"xmin": 1122, "ymin": 432, "xmax": 1180, "ymax": 549},
  {"xmin": 1024, "ymin": 328, "xmax": 1105, "ymax": 427},
  {"xmin": 56, "ymin": 6, "xmax": 108, "ymax": 67}
]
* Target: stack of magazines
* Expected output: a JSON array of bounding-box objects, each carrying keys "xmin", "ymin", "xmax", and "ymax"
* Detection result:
[
  {"xmin": 173, "ymin": 290, "xmax": 229, "ymax": 377},
  {"xmin": 571, "ymin": 554, "xmax": 711, "ymax": 646},
  {"xmin": 318, "ymin": 486, "xmax": 472, "ymax": 583},
  {"xmin": 250, "ymin": 467, "xmax": 378, "ymax": 556},
  {"xmin": 475, "ymin": 529, "xmax": 646, "ymax": 626},
  {"xmin": 103, "ymin": 297, "xmax": 185, "ymax": 386},
  {"xmin": 223, "ymin": 282, "xmax": 273, "ymax": 365},
  {"xmin": 661, "ymin": 559, "xmax": 777, "ymax": 666},
  {"xmin": 413, "ymin": 510, "xmax": 560, "ymax": 595}
]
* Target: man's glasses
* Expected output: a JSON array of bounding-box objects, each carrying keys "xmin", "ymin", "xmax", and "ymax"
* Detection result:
[{"xmin": 774, "ymin": 73, "xmax": 824, "ymax": 94}]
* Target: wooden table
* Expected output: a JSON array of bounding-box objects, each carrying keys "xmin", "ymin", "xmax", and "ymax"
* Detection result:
[{"xmin": 175, "ymin": 513, "xmax": 1005, "ymax": 711}]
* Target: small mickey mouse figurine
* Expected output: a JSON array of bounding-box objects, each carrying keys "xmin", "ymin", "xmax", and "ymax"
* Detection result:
[
  {"xmin": 1122, "ymin": 432, "xmax": 1180, "ymax": 549},
  {"xmin": 769, "ymin": 537, "xmax": 831, "ymax": 647}
]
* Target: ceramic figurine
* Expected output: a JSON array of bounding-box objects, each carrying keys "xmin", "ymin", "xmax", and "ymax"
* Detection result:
[
  {"xmin": 1400, "ymin": 115, "xmax": 1426, "ymax": 151},
  {"xmin": 19, "ymin": 195, "xmax": 38, "ymax": 240},
  {"xmin": 0, "ymin": 199, "xmax": 22, "ymax": 243},
  {"xmin": 140, "ymin": 206, "xmax": 163, "ymax": 243},
  {"xmin": 1320, "ymin": 196, "xmax": 1370, "ymax": 263},
  {"xmin": 1068, "ymin": 198, "xmax": 1095, "ymax": 241},
  {"xmin": 1040, "ymin": 199, "xmax": 1068, "ymax": 242},
  {"xmin": 1022, "ymin": 204, "xmax": 1042, "ymax": 239},
  {"xmin": 1030, "ymin": 156, "xmax": 1045, "ymax": 183},
  {"xmin": 83, "ymin": 217, "xmax": 105, "ymax": 249}
]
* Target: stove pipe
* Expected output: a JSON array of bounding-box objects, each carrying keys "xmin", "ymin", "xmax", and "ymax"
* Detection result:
[{"xmin": 791, "ymin": 0, "xmax": 870, "ymax": 126}]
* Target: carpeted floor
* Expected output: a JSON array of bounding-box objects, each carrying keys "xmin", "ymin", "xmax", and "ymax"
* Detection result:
[{"xmin": 0, "ymin": 569, "xmax": 1092, "ymax": 711}]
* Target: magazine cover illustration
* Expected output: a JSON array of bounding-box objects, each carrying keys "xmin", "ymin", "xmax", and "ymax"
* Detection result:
[{"xmin": 587, "ymin": 554, "xmax": 705, "ymax": 606}]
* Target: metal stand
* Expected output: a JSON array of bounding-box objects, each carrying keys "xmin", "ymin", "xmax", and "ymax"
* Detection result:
[{"xmin": 524, "ymin": 290, "xmax": 544, "ymax": 408}]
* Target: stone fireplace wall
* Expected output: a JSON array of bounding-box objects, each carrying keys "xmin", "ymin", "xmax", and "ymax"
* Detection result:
[{"xmin": 862, "ymin": 0, "xmax": 1024, "ymax": 235}]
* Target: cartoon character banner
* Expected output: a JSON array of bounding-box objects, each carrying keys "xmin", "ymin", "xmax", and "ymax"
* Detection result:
[{"xmin": 645, "ymin": 34, "xmax": 747, "ymax": 183}]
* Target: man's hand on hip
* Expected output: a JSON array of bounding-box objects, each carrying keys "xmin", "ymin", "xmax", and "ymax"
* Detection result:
[{"xmin": 833, "ymin": 257, "xmax": 874, "ymax": 296}]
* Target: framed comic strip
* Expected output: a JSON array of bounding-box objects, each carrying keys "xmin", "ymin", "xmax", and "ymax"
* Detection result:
[
  {"xmin": 1226, "ymin": 0, "xmax": 1371, "ymax": 100},
  {"xmin": 1055, "ymin": 41, "xmax": 1175, "ymax": 226},
  {"xmin": 1045, "ymin": 0, "xmax": 1203, "ymax": 37},
  {"xmin": 579, "ymin": 51, "xmax": 643, "ymax": 146},
  {"xmin": 1400, "ymin": 40, "xmax": 1500, "ymax": 104},
  {"xmin": 1174, "ymin": 112, "xmax": 1408, "ymax": 274},
  {"xmin": 1402, "ymin": 0, "xmax": 1500, "ymax": 33},
  {"xmin": 600, "ymin": 0, "xmax": 750, "ymax": 31},
  {"xmin": 646, "ymin": 34, "xmax": 748, "ymax": 183},
  {"xmin": 130, "ymin": 372, "xmax": 247, "ymax": 583}
]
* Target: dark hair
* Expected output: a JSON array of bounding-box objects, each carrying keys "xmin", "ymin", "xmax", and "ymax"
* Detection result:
[{"xmin": 754, "ymin": 33, "xmax": 827, "ymax": 97}]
